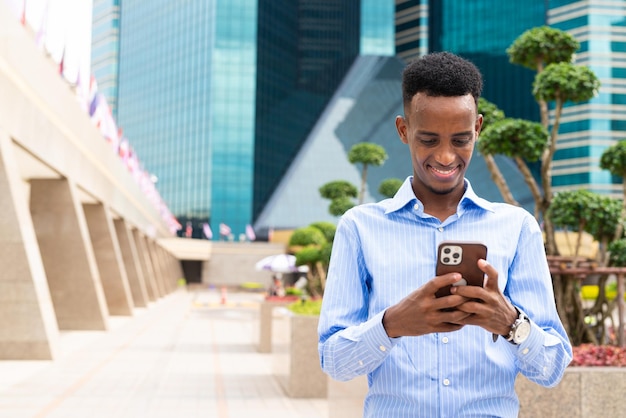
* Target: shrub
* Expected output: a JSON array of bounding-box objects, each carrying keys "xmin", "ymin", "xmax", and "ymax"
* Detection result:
[
  {"xmin": 287, "ymin": 299, "xmax": 322, "ymax": 316},
  {"xmin": 288, "ymin": 226, "xmax": 327, "ymax": 247},
  {"xmin": 570, "ymin": 344, "xmax": 626, "ymax": 367}
]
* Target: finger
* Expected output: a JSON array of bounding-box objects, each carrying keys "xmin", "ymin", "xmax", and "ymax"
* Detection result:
[
  {"xmin": 425, "ymin": 272, "xmax": 463, "ymax": 295},
  {"xmin": 478, "ymin": 259, "xmax": 499, "ymax": 291}
]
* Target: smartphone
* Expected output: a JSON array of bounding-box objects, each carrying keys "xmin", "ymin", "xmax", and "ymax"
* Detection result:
[{"xmin": 435, "ymin": 241, "xmax": 487, "ymax": 298}]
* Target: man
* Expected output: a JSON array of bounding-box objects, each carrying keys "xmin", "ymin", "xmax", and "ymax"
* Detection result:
[{"xmin": 318, "ymin": 52, "xmax": 572, "ymax": 417}]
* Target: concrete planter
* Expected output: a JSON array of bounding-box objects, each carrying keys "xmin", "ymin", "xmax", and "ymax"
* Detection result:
[
  {"xmin": 272, "ymin": 314, "xmax": 328, "ymax": 398},
  {"xmin": 328, "ymin": 375, "xmax": 368, "ymax": 418},
  {"xmin": 516, "ymin": 367, "xmax": 626, "ymax": 418},
  {"xmin": 287, "ymin": 314, "xmax": 328, "ymax": 397}
]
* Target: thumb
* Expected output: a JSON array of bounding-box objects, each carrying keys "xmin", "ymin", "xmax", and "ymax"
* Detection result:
[{"xmin": 478, "ymin": 259, "xmax": 498, "ymax": 290}]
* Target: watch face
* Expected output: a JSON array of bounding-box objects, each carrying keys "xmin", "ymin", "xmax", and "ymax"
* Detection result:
[{"xmin": 514, "ymin": 321, "xmax": 531, "ymax": 343}]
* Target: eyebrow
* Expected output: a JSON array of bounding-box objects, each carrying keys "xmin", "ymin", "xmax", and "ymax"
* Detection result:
[{"xmin": 416, "ymin": 130, "xmax": 474, "ymax": 137}]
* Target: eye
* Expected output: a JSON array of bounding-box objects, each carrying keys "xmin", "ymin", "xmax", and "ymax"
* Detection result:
[
  {"xmin": 452, "ymin": 137, "xmax": 472, "ymax": 147},
  {"xmin": 418, "ymin": 138, "xmax": 438, "ymax": 147}
]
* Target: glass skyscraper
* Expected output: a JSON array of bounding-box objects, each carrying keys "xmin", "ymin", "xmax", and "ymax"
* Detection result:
[
  {"xmin": 92, "ymin": 0, "xmax": 626, "ymax": 238},
  {"xmin": 548, "ymin": 0, "xmax": 626, "ymax": 196},
  {"xmin": 91, "ymin": 0, "xmax": 393, "ymax": 239}
]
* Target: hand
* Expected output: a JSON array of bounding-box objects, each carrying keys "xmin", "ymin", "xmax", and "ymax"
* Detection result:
[
  {"xmin": 449, "ymin": 259, "xmax": 518, "ymax": 336},
  {"xmin": 382, "ymin": 273, "xmax": 474, "ymax": 338}
]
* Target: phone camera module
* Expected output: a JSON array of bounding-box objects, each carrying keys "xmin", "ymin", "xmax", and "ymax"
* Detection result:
[{"xmin": 441, "ymin": 245, "xmax": 462, "ymax": 265}]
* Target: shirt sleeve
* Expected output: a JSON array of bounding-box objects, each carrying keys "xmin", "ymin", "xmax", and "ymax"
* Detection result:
[
  {"xmin": 505, "ymin": 214, "xmax": 573, "ymax": 387},
  {"xmin": 318, "ymin": 213, "xmax": 400, "ymax": 382}
]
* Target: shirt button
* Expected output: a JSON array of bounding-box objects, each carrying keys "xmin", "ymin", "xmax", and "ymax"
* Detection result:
[
  {"xmin": 413, "ymin": 203, "xmax": 419, "ymax": 210},
  {"xmin": 358, "ymin": 360, "xmax": 364, "ymax": 366},
  {"xmin": 522, "ymin": 348, "xmax": 530, "ymax": 355},
  {"xmin": 442, "ymin": 337, "xmax": 449, "ymax": 344},
  {"xmin": 443, "ymin": 379, "xmax": 450, "ymax": 386},
  {"xmin": 438, "ymin": 227, "xmax": 444, "ymax": 232},
  {"xmin": 379, "ymin": 345, "xmax": 387, "ymax": 352}
]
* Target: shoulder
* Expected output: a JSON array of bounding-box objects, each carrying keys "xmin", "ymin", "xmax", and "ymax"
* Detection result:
[{"xmin": 488, "ymin": 202, "xmax": 542, "ymax": 231}]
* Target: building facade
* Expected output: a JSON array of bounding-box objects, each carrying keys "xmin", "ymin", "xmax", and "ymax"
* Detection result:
[
  {"xmin": 548, "ymin": 0, "xmax": 626, "ymax": 196},
  {"xmin": 91, "ymin": 0, "xmax": 395, "ymax": 240},
  {"xmin": 92, "ymin": 0, "xmax": 626, "ymax": 238}
]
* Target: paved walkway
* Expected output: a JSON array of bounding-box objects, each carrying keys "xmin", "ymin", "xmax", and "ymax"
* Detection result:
[{"xmin": 0, "ymin": 287, "xmax": 328, "ymax": 418}]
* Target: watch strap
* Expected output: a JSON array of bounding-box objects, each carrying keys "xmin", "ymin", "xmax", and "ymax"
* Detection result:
[{"xmin": 506, "ymin": 307, "xmax": 529, "ymax": 344}]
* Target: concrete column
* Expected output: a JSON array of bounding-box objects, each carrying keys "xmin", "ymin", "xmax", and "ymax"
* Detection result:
[
  {"xmin": 157, "ymin": 247, "xmax": 173, "ymax": 293},
  {"xmin": 30, "ymin": 178, "xmax": 108, "ymax": 330},
  {"xmin": 113, "ymin": 219, "xmax": 149, "ymax": 308},
  {"xmin": 146, "ymin": 239, "xmax": 166, "ymax": 296},
  {"xmin": 172, "ymin": 253, "xmax": 184, "ymax": 285},
  {"xmin": 132, "ymin": 229, "xmax": 158, "ymax": 301},
  {"xmin": 165, "ymin": 252, "xmax": 180, "ymax": 288},
  {"xmin": 83, "ymin": 203, "xmax": 133, "ymax": 315},
  {"xmin": 160, "ymin": 247, "xmax": 176, "ymax": 293},
  {"xmin": 0, "ymin": 133, "xmax": 59, "ymax": 359}
]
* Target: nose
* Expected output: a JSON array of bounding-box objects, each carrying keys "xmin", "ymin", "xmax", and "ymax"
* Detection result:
[{"xmin": 434, "ymin": 143, "xmax": 455, "ymax": 166}]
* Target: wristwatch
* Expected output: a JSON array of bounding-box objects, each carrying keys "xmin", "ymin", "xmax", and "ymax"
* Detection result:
[{"xmin": 505, "ymin": 307, "xmax": 531, "ymax": 345}]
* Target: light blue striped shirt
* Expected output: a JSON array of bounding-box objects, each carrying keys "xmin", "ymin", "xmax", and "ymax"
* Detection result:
[{"xmin": 318, "ymin": 177, "xmax": 572, "ymax": 417}]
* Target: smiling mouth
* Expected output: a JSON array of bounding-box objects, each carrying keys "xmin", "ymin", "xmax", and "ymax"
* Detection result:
[{"xmin": 430, "ymin": 166, "xmax": 459, "ymax": 178}]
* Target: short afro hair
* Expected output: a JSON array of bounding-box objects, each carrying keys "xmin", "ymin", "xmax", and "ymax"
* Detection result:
[{"xmin": 402, "ymin": 52, "xmax": 483, "ymax": 109}]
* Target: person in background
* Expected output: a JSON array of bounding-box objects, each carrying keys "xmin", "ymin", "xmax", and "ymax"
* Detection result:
[{"xmin": 317, "ymin": 52, "xmax": 572, "ymax": 417}]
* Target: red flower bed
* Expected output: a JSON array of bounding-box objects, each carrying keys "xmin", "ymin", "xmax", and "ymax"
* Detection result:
[
  {"xmin": 570, "ymin": 344, "xmax": 626, "ymax": 367},
  {"xmin": 264, "ymin": 295, "xmax": 300, "ymax": 302}
]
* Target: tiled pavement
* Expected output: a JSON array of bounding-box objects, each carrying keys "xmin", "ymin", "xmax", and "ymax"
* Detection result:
[{"xmin": 0, "ymin": 287, "xmax": 328, "ymax": 418}]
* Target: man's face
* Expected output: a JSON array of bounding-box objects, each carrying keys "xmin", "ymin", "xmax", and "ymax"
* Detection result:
[{"xmin": 395, "ymin": 93, "xmax": 482, "ymax": 198}]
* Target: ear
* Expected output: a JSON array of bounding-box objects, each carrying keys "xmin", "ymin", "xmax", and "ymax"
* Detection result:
[
  {"xmin": 475, "ymin": 113, "xmax": 484, "ymax": 137},
  {"xmin": 396, "ymin": 115, "xmax": 409, "ymax": 144}
]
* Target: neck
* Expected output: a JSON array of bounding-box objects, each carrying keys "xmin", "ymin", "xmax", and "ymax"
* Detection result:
[{"xmin": 413, "ymin": 184, "xmax": 465, "ymax": 222}]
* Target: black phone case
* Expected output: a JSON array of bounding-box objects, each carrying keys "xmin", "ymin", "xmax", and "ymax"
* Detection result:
[{"xmin": 435, "ymin": 241, "xmax": 487, "ymax": 298}]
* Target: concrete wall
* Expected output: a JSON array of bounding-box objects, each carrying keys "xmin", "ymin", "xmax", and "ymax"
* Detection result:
[
  {"xmin": 0, "ymin": 2, "xmax": 183, "ymax": 359},
  {"xmin": 202, "ymin": 242, "xmax": 288, "ymax": 288}
]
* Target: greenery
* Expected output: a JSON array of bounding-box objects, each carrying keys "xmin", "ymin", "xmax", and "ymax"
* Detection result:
[
  {"xmin": 288, "ymin": 226, "xmax": 327, "ymax": 247},
  {"xmin": 348, "ymin": 142, "xmax": 388, "ymax": 204},
  {"xmin": 476, "ymin": 26, "xmax": 610, "ymax": 345},
  {"xmin": 320, "ymin": 142, "xmax": 389, "ymax": 216},
  {"xmin": 328, "ymin": 196, "xmax": 355, "ymax": 216},
  {"xmin": 507, "ymin": 26, "xmax": 580, "ymax": 72},
  {"xmin": 319, "ymin": 180, "xmax": 358, "ymax": 200},
  {"xmin": 378, "ymin": 178, "xmax": 403, "ymax": 198},
  {"xmin": 285, "ymin": 287, "xmax": 304, "ymax": 296},
  {"xmin": 289, "ymin": 222, "xmax": 337, "ymax": 298},
  {"xmin": 309, "ymin": 221, "xmax": 336, "ymax": 243},
  {"xmin": 287, "ymin": 299, "xmax": 323, "ymax": 316}
]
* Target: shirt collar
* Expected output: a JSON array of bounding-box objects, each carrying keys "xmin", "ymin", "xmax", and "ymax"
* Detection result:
[{"xmin": 383, "ymin": 177, "xmax": 495, "ymax": 215}]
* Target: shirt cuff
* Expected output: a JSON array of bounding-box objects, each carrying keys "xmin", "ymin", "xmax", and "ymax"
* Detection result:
[
  {"xmin": 362, "ymin": 309, "xmax": 400, "ymax": 356},
  {"xmin": 511, "ymin": 320, "xmax": 543, "ymax": 363}
]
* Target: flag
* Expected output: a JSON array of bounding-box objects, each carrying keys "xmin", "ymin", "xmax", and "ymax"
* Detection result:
[
  {"xmin": 185, "ymin": 221, "xmax": 192, "ymax": 238},
  {"xmin": 58, "ymin": 47, "xmax": 65, "ymax": 76},
  {"xmin": 246, "ymin": 224, "xmax": 256, "ymax": 241},
  {"xmin": 202, "ymin": 223, "xmax": 213, "ymax": 239},
  {"xmin": 219, "ymin": 223, "xmax": 231, "ymax": 236}
]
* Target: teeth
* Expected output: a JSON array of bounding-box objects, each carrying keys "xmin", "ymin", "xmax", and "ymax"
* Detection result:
[{"xmin": 432, "ymin": 167, "xmax": 456, "ymax": 175}]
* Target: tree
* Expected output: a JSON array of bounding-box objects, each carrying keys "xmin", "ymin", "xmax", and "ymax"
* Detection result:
[
  {"xmin": 600, "ymin": 140, "xmax": 626, "ymax": 241},
  {"xmin": 476, "ymin": 99, "xmax": 519, "ymax": 206},
  {"xmin": 476, "ymin": 26, "xmax": 602, "ymax": 344},
  {"xmin": 319, "ymin": 181, "xmax": 358, "ymax": 200},
  {"xmin": 319, "ymin": 143, "xmax": 389, "ymax": 216},
  {"xmin": 478, "ymin": 118, "xmax": 548, "ymax": 218},
  {"xmin": 348, "ymin": 142, "xmax": 388, "ymax": 204},
  {"xmin": 507, "ymin": 26, "xmax": 600, "ymax": 255},
  {"xmin": 378, "ymin": 178, "xmax": 403, "ymax": 198},
  {"xmin": 548, "ymin": 190, "xmax": 622, "ymax": 344},
  {"xmin": 319, "ymin": 180, "xmax": 357, "ymax": 216},
  {"xmin": 289, "ymin": 223, "xmax": 336, "ymax": 297}
]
